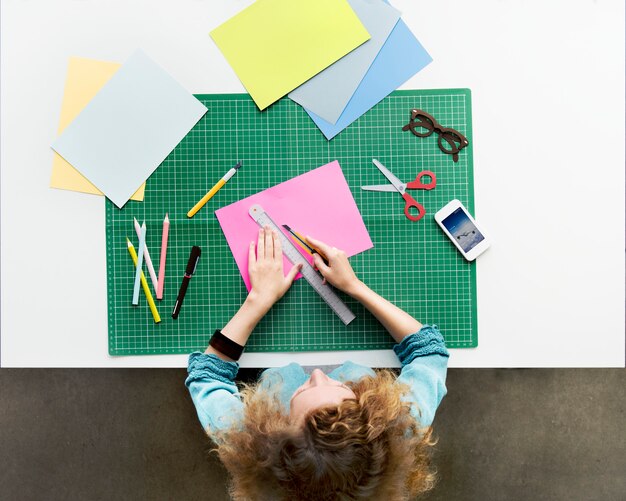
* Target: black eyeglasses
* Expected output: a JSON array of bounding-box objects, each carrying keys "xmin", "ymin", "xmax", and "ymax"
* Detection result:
[{"xmin": 402, "ymin": 109, "xmax": 469, "ymax": 162}]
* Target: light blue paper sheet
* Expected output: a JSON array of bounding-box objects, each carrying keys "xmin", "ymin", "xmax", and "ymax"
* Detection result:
[
  {"xmin": 288, "ymin": 0, "xmax": 400, "ymax": 125},
  {"xmin": 51, "ymin": 49, "xmax": 207, "ymax": 208},
  {"xmin": 305, "ymin": 17, "xmax": 432, "ymax": 140}
]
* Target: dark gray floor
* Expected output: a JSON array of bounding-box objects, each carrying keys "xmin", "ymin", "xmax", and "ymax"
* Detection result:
[{"xmin": 1, "ymin": 368, "xmax": 624, "ymax": 501}]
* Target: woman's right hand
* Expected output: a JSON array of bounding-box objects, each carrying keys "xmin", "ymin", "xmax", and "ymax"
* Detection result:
[{"xmin": 305, "ymin": 236, "xmax": 362, "ymax": 296}]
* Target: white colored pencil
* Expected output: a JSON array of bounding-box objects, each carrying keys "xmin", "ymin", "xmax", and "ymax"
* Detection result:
[
  {"xmin": 134, "ymin": 217, "xmax": 158, "ymax": 291},
  {"xmin": 132, "ymin": 222, "xmax": 146, "ymax": 305}
]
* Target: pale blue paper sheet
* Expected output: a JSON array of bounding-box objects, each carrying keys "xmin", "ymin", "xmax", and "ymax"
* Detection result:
[
  {"xmin": 51, "ymin": 49, "xmax": 207, "ymax": 208},
  {"xmin": 305, "ymin": 17, "xmax": 432, "ymax": 140},
  {"xmin": 288, "ymin": 0, "xmax": 400, "ymax": 125}
]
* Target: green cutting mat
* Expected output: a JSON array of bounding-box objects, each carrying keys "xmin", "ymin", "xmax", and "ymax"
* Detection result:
[{"xmin": 106, "ymin": 89, "xmax": 476, "ymax": 355}]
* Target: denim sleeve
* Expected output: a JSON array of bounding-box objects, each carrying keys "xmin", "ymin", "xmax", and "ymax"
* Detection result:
[
  {"xmin": 185, "ymin": 352, "xmax": 245, "ymax": 440},
  {"xmin": 394, "ymin": 325, "xmax": 449, "ymax": 427}
]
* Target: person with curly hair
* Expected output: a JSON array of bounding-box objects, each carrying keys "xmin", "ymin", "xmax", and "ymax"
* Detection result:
[{"xmin": 186, "ymin": 226, "xmax": 449, "ymax": 500}]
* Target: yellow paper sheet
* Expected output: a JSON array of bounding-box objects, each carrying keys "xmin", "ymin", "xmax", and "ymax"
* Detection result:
[
  {"xmin": 50, "ymin": 57, "xmax": 146, "ymax": 201},
  {"xmin": 210, "ymin": 0, "xmax": 370, "ymax": 110}
]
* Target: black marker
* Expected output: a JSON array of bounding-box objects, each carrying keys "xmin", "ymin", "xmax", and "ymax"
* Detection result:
[{"xmin": 172, "ymin": 246, "xmax": 201, "ymax": 319}]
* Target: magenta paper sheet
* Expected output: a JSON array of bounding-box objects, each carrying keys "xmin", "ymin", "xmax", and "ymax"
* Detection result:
[{"xmin": 215, "ymin": 161, "xmax": 373, "ymax": 290}]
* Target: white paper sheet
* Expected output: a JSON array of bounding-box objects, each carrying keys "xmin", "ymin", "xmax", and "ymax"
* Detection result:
[{"xmin": 51, "ymin": 49, "xmax": 207, "ymax": 208}]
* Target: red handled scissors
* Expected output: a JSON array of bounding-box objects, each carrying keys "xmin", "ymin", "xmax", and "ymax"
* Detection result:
[{"xmin": 361, "ymin": 159, "xmax": 436, "ymax": 221}]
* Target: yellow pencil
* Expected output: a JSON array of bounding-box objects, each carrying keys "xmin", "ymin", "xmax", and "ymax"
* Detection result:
[
  {"xmin": 127, "ymin": 238, "xmax": 161, "ymax": 323},
  {"xmin": 187, "ymin": 161, "xmax": 242, "ymax": 218}
]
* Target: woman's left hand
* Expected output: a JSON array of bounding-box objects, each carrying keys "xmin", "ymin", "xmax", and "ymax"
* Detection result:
[{"xmin": 247, "ymin": 226, "xmax": 302, "ymax": 312}]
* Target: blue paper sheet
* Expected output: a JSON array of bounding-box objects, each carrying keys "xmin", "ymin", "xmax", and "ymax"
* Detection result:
[
  {"xmin": 288, "ymin": 0, "xmax": 400, "ymax": 125},
  {"xmin": 305, "ymin": 18, "xmax": 432, "ymax": 140},
  {"xmin": 51, "ymin": 49, "xmax": 207, "ymax": 208}
]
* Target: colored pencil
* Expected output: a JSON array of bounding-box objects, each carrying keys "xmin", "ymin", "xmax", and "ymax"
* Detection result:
[
  {"xmin": 127, "ymin": 238, "xmax": 161, "ymax": 323},
  {"xmin": 157, "ymin": 214, "xmax": 169, "ymax": 300},
  {"xmin": 134, "ymin": 217, "xmax": 158, "ymax": 291},
  {"xmin": 187, "ymin": 161, "xmax": 242, "ymax": 218},
  {"xmin": 132, "ymin": 222, "xmax": 146, "ymax": 305}
]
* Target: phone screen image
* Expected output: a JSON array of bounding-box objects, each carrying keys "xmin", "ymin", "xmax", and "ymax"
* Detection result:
[{"xmin": 442, "ymin": 208, "xmax": 485, "ymax": 253}]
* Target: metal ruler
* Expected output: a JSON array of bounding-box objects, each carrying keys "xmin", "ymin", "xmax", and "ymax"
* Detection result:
[{"xmin": 249, "ymin": 204, "xmax": 356, "ymax": 325}]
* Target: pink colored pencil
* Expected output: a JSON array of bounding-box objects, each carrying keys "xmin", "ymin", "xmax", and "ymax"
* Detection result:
[{"xmin": 157, "ymin": 213, "xmax": 170, "ymax": 300}]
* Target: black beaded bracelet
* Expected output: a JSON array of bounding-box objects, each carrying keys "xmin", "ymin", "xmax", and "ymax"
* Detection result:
[{"xmin": 209, "ymin": 329, "xmax": 245, "ymax": 361}]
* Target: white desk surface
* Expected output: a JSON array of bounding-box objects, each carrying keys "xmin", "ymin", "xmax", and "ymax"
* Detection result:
[{"xmin": 1, "ymin": 0, "xmax": 624, "ymax": 368}]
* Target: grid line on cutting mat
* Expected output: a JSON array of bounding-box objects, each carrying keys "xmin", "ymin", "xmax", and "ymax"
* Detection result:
[{"xmin": 106, "ymin": 89, "xmax": 477, "ymax": 355}]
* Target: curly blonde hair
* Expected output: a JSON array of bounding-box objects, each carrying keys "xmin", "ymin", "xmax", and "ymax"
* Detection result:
[{"xmin": 209, "ymin": 369, "xmax": 438, "ymax": 500}]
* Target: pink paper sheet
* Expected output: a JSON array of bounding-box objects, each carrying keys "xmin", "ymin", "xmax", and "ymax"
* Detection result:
[{"xmin": 215, "ymin": 161, "xmax": 373, "ymax": 290}]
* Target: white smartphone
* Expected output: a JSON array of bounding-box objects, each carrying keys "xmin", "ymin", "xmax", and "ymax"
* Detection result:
[{"xmin": 434, "ymin": 199, "xmax": 490, "ymax": 261}]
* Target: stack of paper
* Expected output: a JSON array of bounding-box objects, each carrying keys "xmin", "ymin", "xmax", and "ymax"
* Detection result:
[
  {"xmin": 51, "ymin": 50, "xmax": 207, "ymax": 208},
  {"xmin": 288, "ymin": 0, "xmax": 401, "ymax": 125},
  {"xmin": 306, "ymin": 16, "xmax": 432, "ymax": 139},
  {"xmin": 210, "ymin": 0, "xmax": 431, "ymax": 140},
  {"xmin": 210, "ymin": 0, "xmax": 371, "ymax": 111},
  {"xmin": 50, "ymin": 57, "xmax": 145, "ymax": 201},
  {"xmin": 292, "ymin": 0, "xmax": 432, "ymax": 139}
]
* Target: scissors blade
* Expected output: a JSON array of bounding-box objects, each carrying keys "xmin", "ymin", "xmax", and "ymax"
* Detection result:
[
  {"xmin": 361, "ymin": 184, "xmax": 405, "ymax": 192},
  {"xmin": 372, "ymin": 159, "xmax": 405, "ymax": 194}
]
